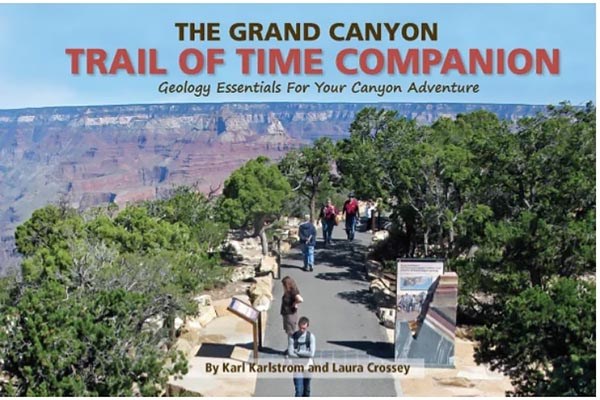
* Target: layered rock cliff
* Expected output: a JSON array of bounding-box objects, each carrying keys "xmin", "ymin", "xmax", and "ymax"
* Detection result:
[{"xmin": 0, "ymin": 102, "xmax": 545, "ymax": 272}]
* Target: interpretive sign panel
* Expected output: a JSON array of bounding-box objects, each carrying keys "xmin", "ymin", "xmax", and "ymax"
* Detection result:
[
  {"xmin": 395, "ymin": 259, "xmax": 458, "ymax": 367},
  {"xmin": 228, "ymin": 298, "xmax": 260, "ymax": 324},
  {"xmin": 396, "ymin": 259, "xmax": 444, "ymax": 323}
]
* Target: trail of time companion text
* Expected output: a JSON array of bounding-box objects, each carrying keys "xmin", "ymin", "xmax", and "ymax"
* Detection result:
[{"xmin": 157, "ymin": 80, "xmax": 480, "ymax": 98}]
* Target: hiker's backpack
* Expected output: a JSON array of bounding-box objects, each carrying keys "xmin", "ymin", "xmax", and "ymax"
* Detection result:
[{"xmin": 293, "ymin": 331, "xmax": 312, "ymax": 351}]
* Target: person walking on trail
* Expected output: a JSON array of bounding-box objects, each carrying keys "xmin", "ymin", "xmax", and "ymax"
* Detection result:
[
  {"xmin": 366, "ymin": 199, "xmax": 377, "ymax": 232},
  {"xmin": 342, "ymin": 192, "xmax": 360, "ymax": 241},
  {"xmin": 287, "ymin": 316, "xmax": 316, "ymax": 397},
  {"xmin": 298, "ymin": 214, "xmax": 316, "ymax": 272},
  {"xmin": 319, "ymin": 199, "xmax": 338, "ymax": 247},
  {"xmin": 318, "ymin": 202, "xmax": 328, "ymax": 244},
  {"xmin": 281, "ymin": 277, "xmax": 304, "ymax": 338}
]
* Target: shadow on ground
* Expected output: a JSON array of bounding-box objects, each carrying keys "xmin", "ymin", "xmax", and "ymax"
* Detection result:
[
  {"xmin": 314, "ymin": 270, "xmax": 364, "ymax": 281},
  {"xmin": 318, "ymin": 242, "xmax": 367, "ymax": 268},
  {"xmin": 280, "ymin": 263, "xmax": 305, "ymax": 271},
  {"xmin": 336, "ymin": 289, "xmax": 380, "ymax": 312},
  {"xmin": 257, "ymin": 346, "xmax": 286, "ymax": 356},
  {"xmin": 196, "ymin": 343, "xmax": 236, "ymax": 358},
  {"xmin": 327, "ymin": 340, "xmax": 395, "ymax": 359}
]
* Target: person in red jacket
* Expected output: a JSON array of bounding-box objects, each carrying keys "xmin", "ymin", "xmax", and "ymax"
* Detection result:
[
  {"xmin": 342, "ymin": 192, "xmax": 360, "ymax": 241},
  {"xmin": 319, "ymin": 198, "xmax": 338, "ymax": 247}
]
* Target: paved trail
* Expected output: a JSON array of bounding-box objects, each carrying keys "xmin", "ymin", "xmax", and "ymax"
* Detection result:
[{"xmin": 254, "ymin": 226, "xmax": 398, "ymax": 397}]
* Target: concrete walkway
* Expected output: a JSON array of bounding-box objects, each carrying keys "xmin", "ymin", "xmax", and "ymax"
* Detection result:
[{"xmin": 254, "ymin": 226, "xmax": 398, "ymax": 397}]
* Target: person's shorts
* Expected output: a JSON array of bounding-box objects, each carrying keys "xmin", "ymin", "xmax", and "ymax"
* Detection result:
[{"xmin": 283, "ymin": 313, "xmax": 298, "ymax": 335}]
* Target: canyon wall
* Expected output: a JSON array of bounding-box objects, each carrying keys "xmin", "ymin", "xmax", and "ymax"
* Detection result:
[{"xmin": 0, "ymin": 102, "xmax": 545, "ymax": 272}]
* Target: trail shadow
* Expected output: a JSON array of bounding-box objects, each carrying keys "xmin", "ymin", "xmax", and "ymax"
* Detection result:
[
  {"xmin": 196, "ymin": 343, "xmax": 235, "ymax": 358},
  {"xmin": 259, "ymin": 346, "xmax": 286, "ymax": 356},
  {"xmin": 236, "ymin": 342, "xmax": 254, "ymax": 350},
  {"xmin": 236, "ymin": 343, "xmax": 286, "ymax": 357},
  {"xmin": 327, "ymin": 340, "xmax": 394, "ymax": 359},
  {"xmin": 280, "ymin": 263, "xmax": 305, "ymax": 271},
  {"xmin": 324, "ymin": 238, "xmax": 369, "ymax": 251},
  {"xmin": 196, "ymin": 342, "xmax": 280, "ymax": 355},
  {"xmin": 315, "ymin": 270, "xmax": 365, "ymax": 281},
  {"xmin": 336, "ymin": 289, "xmax": 379, "ymax": 312},
  {"xmin": 315, "ymin": 240, "xmax": 328, "ymax": 250},
  {"xmin": 284, "ymin": 252, "xmax": 304, "ymax": 261},
  {"xmin": 318, "ymin": 246, "xmax": 367, "ymax": 269}
]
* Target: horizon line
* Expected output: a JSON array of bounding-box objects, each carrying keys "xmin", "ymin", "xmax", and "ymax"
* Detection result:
[{"xmin": 0, "ymin": 99, "xmax": 589, "ymax": 113}]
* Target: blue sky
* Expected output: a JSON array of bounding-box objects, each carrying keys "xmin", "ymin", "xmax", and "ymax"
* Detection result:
[{"xmin": 0, "ymin": 3, "xmax": 595, "ymax": 108}]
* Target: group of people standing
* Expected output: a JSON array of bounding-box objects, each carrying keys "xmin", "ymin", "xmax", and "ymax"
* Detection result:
[
  {"xmin": 298, "ymin": 192, "xmax": 363, "ymax": 272},
  {"xmin": 318, "ymin": 192, "xmax": 361, "ymax": 246}
]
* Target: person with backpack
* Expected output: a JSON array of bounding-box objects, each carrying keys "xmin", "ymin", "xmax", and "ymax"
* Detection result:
[
  {"xmin": 319, "ymin": 198, "xmax": 338, "ymax": 247},
  {"xmin": 342, "ymin": 192, "xmax": 360, "ymax": 241},
  {"xmin": 287, "ymin": 316, "xmax": 316, "ymax": 397}
]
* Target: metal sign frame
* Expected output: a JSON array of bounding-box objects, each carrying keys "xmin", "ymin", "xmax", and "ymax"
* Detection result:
[{"xmin": 227, "ymin": 298, "xmax": 263, "ymax": 360}]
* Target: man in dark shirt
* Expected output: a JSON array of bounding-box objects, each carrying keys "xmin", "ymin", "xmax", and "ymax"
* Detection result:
[{"xmin": 298, "ymin": 214, "xmax": 317, "ymax": 272}]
